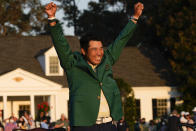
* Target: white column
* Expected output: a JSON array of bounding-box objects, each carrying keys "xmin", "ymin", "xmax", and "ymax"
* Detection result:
[
  {"xmin": 50, "ymin": 95, "xmax": 56, "ymax": 121},
  {"xmin": 3, "ymin": 95, "xmax": 7, "ymax": 119},
  {"xmin": 30, "ymin": 95, "xmax": 35, "ymax": 119},
  {"xmin": 140, "ymin": 97, "xmax": 153, "ymax": 122},
  {"xmin": 55, "ymin": 94, "xmax": 60, "ymax": 119},
  {"xmin": 65, "ymin": 100, "xmax": 68, "ymax": 118}
]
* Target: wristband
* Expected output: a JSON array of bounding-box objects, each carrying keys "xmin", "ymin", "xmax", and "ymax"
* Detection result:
[
  {"xmin": 48, "ymin": 17, "xmax": 56, "ymax": 20},
  {"xmin": 130, "ymin": 16, "xmax": 138, "ymax": 21}
]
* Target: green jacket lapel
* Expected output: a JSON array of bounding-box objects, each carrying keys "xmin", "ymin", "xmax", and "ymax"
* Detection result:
[{"xmin": 96, "ymin": 55, "xmax": 106, "ymax": 81}]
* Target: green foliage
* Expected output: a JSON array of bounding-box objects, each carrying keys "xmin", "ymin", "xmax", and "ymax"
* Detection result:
[
  {"xmin": 115, "ymin": 78, "xmax": 136, "ymax": 130},
  {"xmin": 152, "ymin": 0, "xmax": 196, "ymax": 110},
  {"xmin": 73, "ymin": 0, "xmax": 162, "ymax": 46},
  {"xmin": 99, "ymin": 0, "xmax": 162, "ymax": 17},
  {"xmin": 124, "ymin": 96, "xmax": 136, "ymax": 131},
  {"xmin": 0, "ymin": 0, "xmax": 48, "ymax": 36},
  {"xmin": 56, "ymin": 0, "xmax": 80, "ymax": 34},
  {"xmin": 115, "ymin": 78, "xmax": 131, "ymax": 97},
  {"xmin": 58, "ymin": 0, "xmax": 160, "ymax": 46},
  {"xmin": 75, "ymin": 1, "xmax": 127, "ymax": 45},
  {"xmin": 57, "ymin": 0, "xmax": 128, "ymax": 44}
]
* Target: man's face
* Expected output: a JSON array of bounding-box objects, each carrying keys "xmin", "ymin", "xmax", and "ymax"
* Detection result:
[
  {"xmin": 82, "ymin": 40, "xmax": 104, "ymax": 65},
  {"xmin": 40, "ymin": 112, "xmax": 44, "ymax": 117},
  {"xmin": 61, "ymin": 115, "xmax": 65, "ymax": 120}
]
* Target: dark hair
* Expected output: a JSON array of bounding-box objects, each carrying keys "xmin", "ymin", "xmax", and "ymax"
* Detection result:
[
  {"xmin": 80, "ymin": 32, "xmax": 102, "ymax": 51},
  {"xmin": 41, "ymin": 116, "xmax": 47, "ymax": 121}
]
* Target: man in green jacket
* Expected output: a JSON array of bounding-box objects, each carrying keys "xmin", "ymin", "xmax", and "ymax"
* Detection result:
[{"xmin": 45, "ymin": 2, "xmax": 143, "ymax": 131}]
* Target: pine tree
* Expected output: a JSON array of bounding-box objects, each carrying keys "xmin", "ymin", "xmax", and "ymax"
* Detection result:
[
  {"xmin": 56, "ymin": 0, "xmax": 80, "ymax": 35},
  {"xmin": 0, "ymin": 0, "xmax": 48, "ymax": 36},
  {"xmin": 153, "ymin": 0, "xmax": 196, "ymax": 111},
  {"xmin": 115, "ymin": 78, "xmax": 136, "ymax": 131}
]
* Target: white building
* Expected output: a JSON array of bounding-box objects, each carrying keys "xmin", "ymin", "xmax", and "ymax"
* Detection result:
[
  {"xmin": 0, "ymin": 68, "xmax": 68, "ymax": 122},
  {"xmin": 0, "ymin": 36, "xmax": 179, "ymax": 122}
]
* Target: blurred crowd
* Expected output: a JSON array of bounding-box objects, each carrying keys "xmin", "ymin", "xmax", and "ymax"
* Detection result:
[
  {"xmin": 1, "ymin": 107, "xmax": 196, "ymax": 131},
  {"xmin": 134, "ymin": 107, "xmax": 196, "ymax": 131},
  {"xmin": 0, "ymin": 110, "xmax": 70, "ymax": 131}
]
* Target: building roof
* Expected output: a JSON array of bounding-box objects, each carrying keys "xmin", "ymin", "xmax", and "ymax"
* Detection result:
[
  {"xmin": 113, "ymin": 45, "xmax": 175, "ymax": 86},
  {"xmin": 0, "ymin": 36, "xmax": 175, "ymax": 87}
]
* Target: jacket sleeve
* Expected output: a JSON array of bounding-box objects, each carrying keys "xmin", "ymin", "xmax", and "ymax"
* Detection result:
[
  {"xmin": 106, "ymin": 20, "xmax": 137, "ymax": 65},
  {"xmin": 49, "ymin": 22, "xmax": 75, "ymax": 70}
]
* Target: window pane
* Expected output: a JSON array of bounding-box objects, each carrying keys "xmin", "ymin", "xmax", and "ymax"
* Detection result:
[
  {"xmin": 135, "ymin": 99, "xmax": 141, "ymax": 119},
  {"xmin": 152, "ymin": 99, "xmax": 167, "ymax": 119},
  {"xmin": 49, "ymin": 56, "xmax": 59, "ymax": 74},
  {"xmin": 19, "ymin": 105, "xmax": 30, "ymax": 117}
]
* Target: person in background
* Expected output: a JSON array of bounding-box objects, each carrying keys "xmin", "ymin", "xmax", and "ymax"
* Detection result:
[
  {"xmin": 160, "ymin": 118, "xmax": 167, "ymax": 131},
  {"xmin": 4, "ymin": 116, "xmax": 18, "ymax": 131},
  {"xmin": 117, "ymin": 116, "xmax": 129, "ymax": 131},
  {"xmin": 40, "ymin": 117, "xmax": 49, "ymax": 129},
  {"xmin": 54, "ymin": 114, "xmax": 70, "ymax": 131},
  {"xmin": 17, "ymin": 118, "xmax": 26, "ymax": 130},
  {"xmin": 192, "ymin": 107, "xmax": 196, "ymax": 122},
  {"xmin": 185, "ymin": 112, "xmax": 194, "ymax": 131},
  {"xmin": 139, "ymin": 118, "xmax": 149, "ymax": 131},
  {"xmin": 0, "ymin": 110, "xmax": 4, "ymax": 131},
  {"xmin": 180, "ymin": 111, "xmax": 188, "ymax": 131},
  {"xmin": 11, "ymin": 113, "xmax": 18, "ymax": 122},
  {"xmin": 35, "ymin": 111, "xmax": 45, "ymax": 128},
  {"xmin": 37, "ymin": 111, "xmax": 45, "ymax": 122},
  {"xmin": 21, "ymin": 111, "xmax": 35, "ymax": 129},
  {"xmin": 45, "ymin": 112, "xmax": 51, "ymax": 125},
  {"xmin": 167, "ymin": 110, "xmax": 181, "ymax": 131},
  {"xmin": 134, "ymin": 119, "xmax": 140, "ymax": 131},
  {"xmin": 148, "ymin": 120, "xmax": 157, "ymax": 131}
]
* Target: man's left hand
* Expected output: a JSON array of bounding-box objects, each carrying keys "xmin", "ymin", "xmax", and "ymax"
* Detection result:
[{"xmin": 133, "ymin": 2, "xmax": 144, "ymax": 19}]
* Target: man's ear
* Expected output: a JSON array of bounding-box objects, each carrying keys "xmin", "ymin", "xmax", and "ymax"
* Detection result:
[{"xmin": 81, "ymin": 48, "xmax": 86, "ymax": 56}]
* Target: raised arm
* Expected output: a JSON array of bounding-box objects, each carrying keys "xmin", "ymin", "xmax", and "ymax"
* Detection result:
[
  {"xmin": 106, "ymin": 2, "xmax": 144, "ymax": 65},
  {"xmin": 45, "ymin": 2, "xmax": 75, "ymax": 69}
]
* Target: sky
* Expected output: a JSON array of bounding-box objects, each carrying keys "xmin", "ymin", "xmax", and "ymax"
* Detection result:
[{"xmin": 41, "ymin": 0, "xmax": 98, "ymax": 35}]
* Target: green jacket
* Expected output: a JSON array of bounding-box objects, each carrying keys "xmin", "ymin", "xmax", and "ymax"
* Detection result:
[{"xmin": 49, "ymin": 20, "xmax": 137, "ymax": 126}]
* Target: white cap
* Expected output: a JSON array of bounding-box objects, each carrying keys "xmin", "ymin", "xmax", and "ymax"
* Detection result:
[
  {"xmin": 185, "ymin": 112, "xmax": 190, "ymax": 116},
  {"xmin": 181, "ymin": 111, "xmax": 185, "ymax": 116},
  {"xmin": 192, "ymin": 107, "xmax": 196, "ymax": 112}
]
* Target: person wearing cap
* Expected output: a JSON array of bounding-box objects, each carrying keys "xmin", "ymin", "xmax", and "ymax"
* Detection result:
[
  {"xmin": 180, "ymin": 111, "xmax": 188, "ymax": 131},
  {"xmin": 192, "ymin": 107, "xmax": 196, "ymax": 122},
  {"xmin": 185, "ymin": 112, "xmax": 194, "ymax": 131},
  {"xmin": 185, "ymin": 112, "xmax": 190, "ymax": 116},
  {"xmin": 45, "ymin": 1, "xmax": 144, "ymax": 131}
]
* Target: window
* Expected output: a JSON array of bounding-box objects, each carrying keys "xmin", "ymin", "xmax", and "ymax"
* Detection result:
[
  {"xmin": 19, "ymin": 105, "xmax": 30, "ymax": 111},
  {"xmin": 135, "ymin": 99, "xmax": 141, "ymax": 119},
  {"xmin": 19, "ymin": 105, "xmax": 30, "ymax": 117},
  {"xmin": 152, "ymin": 99, "xmax": 167, "ymax": 119},
  {"xmin": 49, "ymin": 56, "xmax": 59, "ymax": 74}
]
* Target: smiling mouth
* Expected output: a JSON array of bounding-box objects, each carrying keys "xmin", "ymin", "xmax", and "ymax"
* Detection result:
[{"xmin": 95, "ymin": 57, "xmax": 101, "ymax": 61}]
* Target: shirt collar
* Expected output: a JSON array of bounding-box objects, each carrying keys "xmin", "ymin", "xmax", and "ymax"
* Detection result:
[{"xmin": 88, "ymin": 63, "xmax": 97, "ymax": 71}]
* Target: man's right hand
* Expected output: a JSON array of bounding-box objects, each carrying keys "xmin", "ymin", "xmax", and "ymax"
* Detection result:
[{"xmin": 45, "ymin": 2, "xmax": 57, "ymax": 18}]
